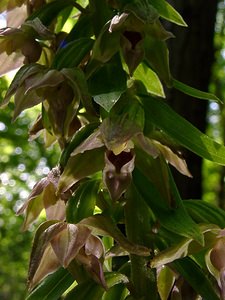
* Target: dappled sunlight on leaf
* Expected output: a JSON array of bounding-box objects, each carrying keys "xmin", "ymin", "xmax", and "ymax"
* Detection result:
[
  {"xmin": 133, "ymin": 63, "xmax": 165, "ymax": 97},
  {"xmin": 151, "ymin": 224, "xmax": 220, "ymax": 268}
]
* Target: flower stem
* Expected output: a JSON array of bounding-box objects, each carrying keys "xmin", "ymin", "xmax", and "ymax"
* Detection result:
[{"xmin": 124, "ymin": 183, "xmax": 158, "ymax": 299}]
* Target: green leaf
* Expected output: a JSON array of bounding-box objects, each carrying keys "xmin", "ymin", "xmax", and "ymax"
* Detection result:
[
  {"xmin": 151, "ymin": 224, "xmax": 219, "ymax": 268},
  {"xmin": 104, "ymin": 272, "xmax": 129, "ymax": 290},
  {"xmin": 66, "ymin": 180, "xmax": 99, "ymax": 223},
  {"xmin": 135, "ymin": 147, "xmax": 171, "ymax": 206},
  {"xmin": 59, "ymin": 68, "xmax": 93, "ymax": 129},
  {"xmin": 64, "ymin": 272, "xmax": 128, "ymax": 300},
  {"xmin": 89, "ymin": 56, "xmax": 125, "ymax": 96},
  {"xmin": 172, "ymin": 257, "xmax": 220, "ymax": 300},
  {"xmin": 64, "ymin": 280, "xmax": 104, "ymax": 300},
  {"xmin": 88, "ymin": 55, "xmax": 127, "ymax": 112},
  {"xmin": 184, "ymin": 200, "xmax": 225, "ymax": 228},
  {"xmin": 55, "ymin": 6, "xmax": 73, "ymax": 33},
  {"xmin": 66, "ymin": 13, "xmax": 93, "ymax": 41},
  {"xmin": 133, "ymin": 63, "xmax": 165, "ymax": 98},
  {"xmin": 52, "ymin": 38, "xmax": 94, "ymax": 70},
  {"xmin": 80, "ymin": 214, "xmax": 150, "ymax": 256},
  {"xmin": 124, "ymin": 1, "xmax": 159, "ymax": 24},
  {"xmin": 58, "ymin": 148, "xmax": 105, "ymax": 193},
  {"xmin": 144, "ymin": 37, "xmax": 172, "ymax": 86},
  {"xmin": 146, "ymin": 19, "xmax": 174, "ymax": 41},
  {"xmin": 124, "ymin": 183, "xmax": 157, "ymax": 299},
  {"xmin": 26, "ymin": 267, "xmax": 74, "ymax": 300},
  {"xmin": 157, "ymin": 266, "xmax": 176, "ymax": 300},
  {"xmin": 89, "ymin": 0, "xmax": 113, "ymax": 37},
  {"xmin": 88, "ymin": 23, "xmax": 120, "ymax": 65},
  {"xmin": 173, "ymin": 78, "xmax": 221, "ymax": 103},
  {"xmin": 27, "ymin": 0, "xmax": 73, "ymax": 26},
  {"xmin": 150, "ymin": 0, "xmax": 187, "ymax": 27},
  {"xmin": 60, "ymin": 122, "xmax": 99, "ymax": 167},
  {"xmin": 124, "ymin": 183, "xmax": 153, "ymax": 245},
  {"xmin": 94, "ymin": 92, "xmax": 123, "ymax": 112},
  {"xmin": 133, "ymin": 168, "xmax": 203, "ymax": 244},
  {"xmin": 103, "ymin": 283, "xmax": 128, "ymax": 300},
  {"xmin": 141, "ymin": 95, "xmax": 225, "ymax": 165},
  {"xmin": 153, "ymin": 238, "xmax": 193, "ymax": 268}
]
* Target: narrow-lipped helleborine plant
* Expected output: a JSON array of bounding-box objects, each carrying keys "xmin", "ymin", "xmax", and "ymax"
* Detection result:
[{"xmin": 1, "ymin": 0, "xmax": 225, "ymax": 299}]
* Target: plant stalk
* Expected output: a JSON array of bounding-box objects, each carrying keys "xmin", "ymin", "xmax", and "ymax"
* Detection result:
[{"xmin": 124, "ymin": 183, "xmax": 158, "ymax": 300}]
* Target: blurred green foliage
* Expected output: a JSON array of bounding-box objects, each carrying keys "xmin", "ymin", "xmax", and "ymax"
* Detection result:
[
  {"xmin": 0, "ymin": 76, "xmax": 59, "ymax": 299},
  {"xmin": 203, "ymin": 1, "xmax": 225, "ymax": 207}
]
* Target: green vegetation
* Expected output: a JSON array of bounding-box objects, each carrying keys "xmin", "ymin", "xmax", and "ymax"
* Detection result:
[
  {"xmin": 0, "ymin": 78, "xmax": 59, "ymax": 299},
  {"xmin": 1, "ymin": 1, "xmax": 225, "ymax": 299}
]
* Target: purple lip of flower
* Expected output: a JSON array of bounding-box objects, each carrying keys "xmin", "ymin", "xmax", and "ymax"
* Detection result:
[
  {"xmin": 107, "ymin": 150, "xmax": 133, "ymax": 172},
  {"xmin": 123, "ymin": 30, "xmax": 142, "ymax": 49}
]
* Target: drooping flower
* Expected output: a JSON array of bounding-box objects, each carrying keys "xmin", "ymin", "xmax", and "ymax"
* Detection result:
[{"xmin": 28, "ymin": 221, "xmax": 106, "ymax": 290}]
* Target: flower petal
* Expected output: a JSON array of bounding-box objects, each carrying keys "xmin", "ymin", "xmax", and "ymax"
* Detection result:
[{"xmin": 51, "ymin": 224, "xmax": 92, "ymax": 268}]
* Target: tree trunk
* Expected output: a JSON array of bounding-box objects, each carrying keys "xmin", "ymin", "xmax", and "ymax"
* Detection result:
[{"xmin": 166, "ymin": 0, "xmax": 218, "ymax": 199}]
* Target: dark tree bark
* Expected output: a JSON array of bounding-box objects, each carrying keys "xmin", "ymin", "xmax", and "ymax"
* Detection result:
[{"xmin": 166, "ymin": 0, "xmax": 219, "ymax": 199}]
